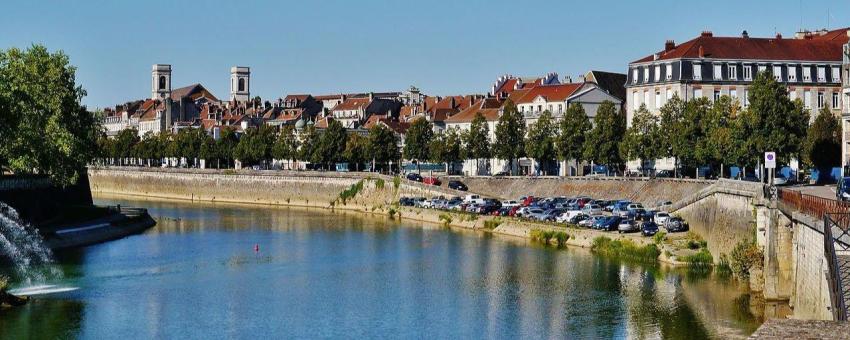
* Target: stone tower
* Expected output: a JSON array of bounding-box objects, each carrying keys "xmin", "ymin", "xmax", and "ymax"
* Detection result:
[
  {"xmin": 230, "ymin": 66, "xmax": 250, "ymax": 102},
  {"xmin": 151, "ymin": 64, "xmax": 172, "ymax": 100}
]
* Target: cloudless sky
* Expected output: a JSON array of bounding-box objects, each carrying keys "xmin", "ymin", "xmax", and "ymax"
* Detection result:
[{"xmin": 1, "ymin": 0, "xmax": 848, "ymax": 108}]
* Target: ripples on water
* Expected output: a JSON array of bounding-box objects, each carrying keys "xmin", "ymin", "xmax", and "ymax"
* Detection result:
[{"xmin": 0, "ymin": 196, "xmax": 766, "ymax": 339}]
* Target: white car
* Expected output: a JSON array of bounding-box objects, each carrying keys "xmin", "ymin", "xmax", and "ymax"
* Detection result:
[
  {"xmin": 618, "ymin": 219, "xmax": 640, "ymax": 233},
  {"xmin": 654, "ymin": 212, "xmax": 670, "ymax": 225},
  {"xmin": 463, "ymin": 194, "xmax": 481, "ymax": 203},
  {"xmin": 579, "ymin": 215, "xmax": 605, "ymax": 228},
  {"xmin": 501, "ymin": 200, "xmax": 520, "ymax": 208},
  {"xmin": 627, "ymin": 203, "xmax": 644, "ymax": 211},
  {"xmin": 581, "ymin": 204, "xmax": 603, "ymax": 216}
]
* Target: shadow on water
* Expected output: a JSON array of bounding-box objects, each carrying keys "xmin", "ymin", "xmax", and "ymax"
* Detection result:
[{"xmin": 0, "ymin": 297, "xmax": 85, "ymax": 339}]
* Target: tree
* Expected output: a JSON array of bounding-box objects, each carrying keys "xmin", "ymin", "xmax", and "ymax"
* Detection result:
[
  {"xmin": 0, "ymin": 45, "xmax": 101, "ymax": 185},
  {"xmin": 198, "ymin": 133, "xmax": 217, "ymax": 168},
  {"xmin": 430, "ymin": 127, "xmax": 463, "ymax": 174},
  {"xmin": 556, "ymin": 103, "xmax": 591, "ymax": 168},
  {"xmin": 113, "ymin": 128, "xmax": 140, "ymax": 166},
  {"xmin": 524, "ymin": 110, "xmax": 557, "ymax": 175},
  {"xmin": 619, "ymin": 105, "xmax": 660, "ymax": 172},
  {"xmin": 805, "ymin": 106, "xmax": 841, "ymax": 177},
  {"xmin": 216, "ymin": 128, "xmax": 238, "ymax": 168},
  {"xmin": 367, "ymin": 124, "xmax": 400, "ymax": 173},
  {"xmin": 272, "ymin": 125, "xmax": 299, "ymax": 169},
  {"xmin": 344, "ymin": 133, "xmax": 368, "ymax": 171},
  {"xmin": 298, "ymin": 125, "xmax": 320, "ymax": 166},
  {"xmin": 403, "ymin": 117, "xmax": 434, "ymax": 173},
  {"xmin": 464, "ymin": 112, "xmax": 491, "ymax": 174},
  {"xmin": 493, "ymin": 99, "xmax": 525, "ymax": 174},
  {"xmin": 741, "ymin": 71, "xmax": 808, "ymax": 167},
  {"xmin": 698, "ymin": 95, "xmax": 740, "ymax": 175},
  {"xmin": 584, "ymin": 101, "xmax": 625, "ymax": 172},
  {"xmin": 314, "ymin": 119, "xmax": 347, "ymax": 169}
]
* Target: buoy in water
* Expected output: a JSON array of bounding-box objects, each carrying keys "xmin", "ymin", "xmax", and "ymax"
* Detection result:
[{"xmin": 254, "ymin": 244, "xmax": 259, "ymax": 252}]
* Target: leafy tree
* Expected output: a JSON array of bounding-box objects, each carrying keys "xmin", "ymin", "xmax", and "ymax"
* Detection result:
[
  {"xmin": 584, "ymin": 101, "xmax": 625, "ymax": 171},
  {"xmin": 216, "ymin": 128, "xmax": 238, "ymax": 168},
  {"xmin": 298, "ymin": 125, "xmax": 320, "ymax": 166},
  {"xmin": 524, "ymin": 110, "xmax": 557, "ymax": 175},
  {"xmin": 556, "ymin": 103, "xmax": 591, "ymax": 165},
  {"xmin": 464, "ymin": 112, "xmax": 491, "ymax": 174},
  {"xmin": 344, "ymin": 132, "xmax": 368, "ymax": 171},
  {"xmin": 698, "ymin": 95, "xmax": 739, "ymax": 175},
  {"xmin": 314, "ymin": 119, "xmax": 347, "ymax": 169},
  {"xmin": 367, "ymin": 124, "xmax": 400, "ymax": 172},
  {"xmin": 198, "ymin": 134, "xmax": 217, "ymax": 168},
  {"xmin": 0, "ymin": 45, "xmax": 101, "ymax": 185},
  {"xmin": 740, "ymin": 71, "xmax": 808, "ymax": 166},
  {"xmin": 619, "ymin": 105, "xmax": 660, "ymax": 171},
  {"xmin": 430, "ymin": 127, "xmax": 463, "ymax": 174},
  {"xmin": 403, "ymin": 117, "xmax": 434, "ymax": 173},
  {"xmin": 272, "ymin": 125, "xmax": 299, "ymax": 169},
  {"xmin": 805, "ymin": 106, "xmax": 841, "ymax": 176},
  {"xmin": 493, "ymin": 99, "xmax": 525, "ymax": 174},
  {"xmin": 113, "ymin": 128, "xmax": 140, "ymax": 166}
]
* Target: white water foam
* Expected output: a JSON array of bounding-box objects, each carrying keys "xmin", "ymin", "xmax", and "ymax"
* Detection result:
[
  {"xmin": 8, "ymin": 284, "xmax": 78, "ymax": 296},
  {"xmin": 0, "ymin": 202, "xmax": 62, "ymax": 284}
]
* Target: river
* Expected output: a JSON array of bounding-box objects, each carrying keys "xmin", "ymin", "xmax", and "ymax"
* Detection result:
[{"xmin": 0, "ymin": 196, "xmax": 768, "ymax": 339}]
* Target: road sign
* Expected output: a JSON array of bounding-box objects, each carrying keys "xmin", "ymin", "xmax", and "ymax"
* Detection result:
[{"xmin": 765, "ymin": 152, "xmax": 776, "ymax": 169}]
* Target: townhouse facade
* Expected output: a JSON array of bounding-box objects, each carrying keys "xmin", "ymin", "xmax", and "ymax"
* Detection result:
[{"xmin": 626, "ymin": 29, "xmax": 849, "ymax": 172}]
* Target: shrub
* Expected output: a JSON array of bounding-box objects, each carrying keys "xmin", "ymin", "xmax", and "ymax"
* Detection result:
[
  {"xmin": 591, "ymin": 236, "xmax": 661, "ymax": 262},
  {"xmin": 483, "ymin": 218, "xmax": 502, "ymax": 229},
  {"xmin": 531, "ymin": 229, "xmax": 569, "ymax": 247},
  {"xmin": 223, "ymin": 169, "xmax": 236, "ymax": 175},
  {"xmin": 439, "ymin": 213, "xmax": 452, "ymax": 226},
  {"xmin": 338, "ymin": 180, "xmax": 364, "ymax": 204},
  {"xmin": 393, "ymin": 176, "xmax": 401, "ymax": 190},
  {"xmin": 388, "ymin": 207, "xmax": 397, "ymax": 219},
  {"xmin": 374, "ymin": 178, "xmax": 385, "ymax": 190},
  {"xmin": 653, "ymin": 231, "xmax": 667, "ymax": 244},
  {"xmin": 716, "ymin": 254, "xmax": 733, "ymax": 276},
  {"xmin": 685, "ymin": 231, "xmax": 707, "ymax": 249},
  {"xmin": 0, "ymin": 275, "xmax": 7, "ymax": 291},
  {"xmin": 682, "ymin": 249, "xmax": 714, "ymax": 267},
  {"xmin": 729, "ymin": 239, "xmax": 763, "ymax": 279}
]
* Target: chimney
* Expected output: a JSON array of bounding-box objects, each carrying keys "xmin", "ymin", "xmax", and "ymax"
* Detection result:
[
  {"xmin": 698, "ymin": 45, "xmax": 705, "ymax": 58},
  {"xmin": 741, "ymin": 30, "xmax": 749, "ymax": 38},
  {"xmin": 700, "ymin": 31, "xmax": 713, "ymax": 37},
  {"xmin": 664, "ymin": 40, "xmax": 675, "ymax": 51}
]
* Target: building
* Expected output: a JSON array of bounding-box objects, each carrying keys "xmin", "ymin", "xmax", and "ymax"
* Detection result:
[
  {"xmin": 627, "ymin": 29, "xmax": 849, "ymax": 171},
  {"xmin": 230, "ymin": 66, "xmax": 250, "ymax": 102},
  {"xmin": 330, "ymin": 94, "xmax": 403, "ymax": 128}
]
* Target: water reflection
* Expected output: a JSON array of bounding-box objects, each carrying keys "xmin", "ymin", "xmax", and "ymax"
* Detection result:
[{"xmin": 0, "ymin": 196, "xmax": 768, "ymax": 339}]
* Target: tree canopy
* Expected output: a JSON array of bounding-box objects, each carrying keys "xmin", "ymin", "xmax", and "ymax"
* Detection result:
[
  {"xmin": 525, "ymin": 110, "xmax": 557, "ymax": 174},
  {"xmin": 584, "ymin": 100, "xmax": 625, "ymax": 168},
  {"xmin": 619, "ymin": 104, "xmax": 660, "ymax": 167},
  {"xmin": 556, "ymin": 103, "xmax": 591, "ymax": 162},
  {"xmin": 403, "ymin": 117, "xmax": 434, "ymax": 170},
  {"xmin": 805, "ymin": 106, "xmax": 841, "ymax": 172},
  {"xmin": 493, "ymin": 100, "xmax": 525, "ymax": 173}
]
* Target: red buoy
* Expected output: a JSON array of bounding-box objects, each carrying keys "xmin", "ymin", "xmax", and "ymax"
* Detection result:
[{"xmin": 254, "ymin": 244, "xmax": 259, "ymax": 252}]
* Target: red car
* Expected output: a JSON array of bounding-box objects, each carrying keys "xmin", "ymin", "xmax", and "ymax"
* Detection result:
[{"xmin": 423, "ymin": 177, "xmax": 442, "ymax": 186}]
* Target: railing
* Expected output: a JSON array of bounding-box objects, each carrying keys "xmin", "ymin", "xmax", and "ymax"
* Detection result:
[
  {"xmin": 778, "ymin": 189, "xmax": 850, "ymax": 220},
  {"xmin": 823, "ymin": 213, "xmax": 850, "ymax": 321}
]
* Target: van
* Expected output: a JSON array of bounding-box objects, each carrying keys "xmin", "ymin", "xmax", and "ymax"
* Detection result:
[
  {"xmin": 464, "ymin": 194, "xmax": 484, "ymax": 205},
  {"xmin": 838, "ymin": 177, "xmax": 850, "ymax": 201}
]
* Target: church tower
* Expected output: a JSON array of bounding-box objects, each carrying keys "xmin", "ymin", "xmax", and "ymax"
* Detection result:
[
  {"xmin": 230, "ymin": 66, "xmax": 250, "ymax": 102},
  {"xmin": 151, "ymin": 64, "xmax": 172, "ymax": 100}
]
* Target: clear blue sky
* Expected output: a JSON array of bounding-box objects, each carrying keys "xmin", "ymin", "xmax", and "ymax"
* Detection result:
[{"xmin": 1, "ymin": 0, "xmax": 848, "ymax": 109}]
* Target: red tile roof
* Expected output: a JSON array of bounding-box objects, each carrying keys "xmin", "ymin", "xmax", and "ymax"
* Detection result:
[
  {"xmin": 513, "ymin": 83, "xmax": 584, "ymax": 104},
  {"xmin": 444, "ymin": 98, "xmax": 503, "ymax": 123},
  {"xmin": 331, "ymin": 97, "xmax": 370, "ymax": 111},
  {"xmin": 633, "ymin": 30, "xmax": 849, "ymax": 64}
]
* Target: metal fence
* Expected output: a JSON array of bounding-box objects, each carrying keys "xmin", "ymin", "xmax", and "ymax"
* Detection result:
[
  {"xmin": 778, "ymin": 189, "xmax": 850, "ymax": 220},
  {"xmin": 823, "ymin": 213, "xmax": 850, "ymax": 321}
]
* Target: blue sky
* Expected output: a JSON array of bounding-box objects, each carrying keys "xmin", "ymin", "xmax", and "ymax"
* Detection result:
[{"xmin": 2, "ymin": 0, "xmax": 849, "ymax": 108}]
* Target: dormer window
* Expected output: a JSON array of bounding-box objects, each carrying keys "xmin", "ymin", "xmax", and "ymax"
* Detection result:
[
  {"xmin": 654, "ymin": 65, "xmax": 661, "ymax": 82},
  {"xmin": 713, "ymin": 64, "xmax": 722, "ymax": 80},
  {"xmin": 728, "ymin": 65, "xmax": 737, "ymax": 80},
  {"xmin": 803, "ymin": 67, "xmax": 812, "ymax": 82},
  {"xmin": 665, "ymin": 64, "xmax": 673, "ymax": 80},
  {"xmin": 643, "ymin": 67, "xmax": 649, "ymax": 82},
  {"xmin": 743, "ymin": 65, "xmax": 752, "ymax": 80},
  {"xmin": 787, "ymin": 65, "xmax": 797, "ymax": 82},
  {"xmin": 832, "ymin": 66, "xmax": 840, "ymax": 82},
  {"xmin": 693, "ymin": 64, "xmax": 702, "ymax": 80},
  {"xmin": 817, "ymin": 66, "xmax": 826, "ymax": 82},
  {"xmin": 773, "ymin": 66, "xmax": 782, "ymax": 81},
  {"xmin": 632, "ymin": 69, "xmax": 638, "ymax": 84}
]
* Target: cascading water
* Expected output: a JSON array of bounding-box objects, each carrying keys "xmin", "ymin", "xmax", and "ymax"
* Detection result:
[{"xmin": 0, "ymin": 202, "xmax": 59, "ymax": 284}]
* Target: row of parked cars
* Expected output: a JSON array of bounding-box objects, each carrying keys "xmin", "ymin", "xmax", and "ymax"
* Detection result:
[
  {"xmin": 398, "ymin": 194, "xmax": 689, "ymax": 237},
  {"xmin": 405, "ymin": 173, "xmax": 468, "ymax": 191}
]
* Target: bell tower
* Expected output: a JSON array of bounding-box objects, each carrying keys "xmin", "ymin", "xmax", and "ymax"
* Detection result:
[
  {"xmin": 151, "ymin": 64, "xmax": 172, "ymax": 100},
  {"xmin": 230, "ymin": 66, "xmax": 250, "ymax": 102}
]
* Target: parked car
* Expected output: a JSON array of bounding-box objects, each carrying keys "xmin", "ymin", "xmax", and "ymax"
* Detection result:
[
  {"xmin": 448, "ymin": 180, "xmax": 468, "ymax": 191},
  {"xmin": 540, "ymin": 208, "xmax": 565, "ymax": 221},
  {"xmin": 406, "ymin": 173, "xmax": 423, "ymax": 182},
  {"xmin": 399, "ymin": 197, "xmax": 414, "ymax": 206},
  {"xmin": 520, "ymin": 196, "xmax": 536, "ymax": 206},
  {"xmin": 618, "ymin": 219, "xmax": 640, "ymax": 233},
  {"xmin": 423, "ymin": 177, "xmax": 442, "ymax": 186},
  {"xmin": 613, "ymin": 207, "xmax": 630, "ymax": 218},
  {"xmin": 493, "ymin": 171, "xmax": 509, "ymax": 177},
  {"xmin": 501, "ymin": 200, "xmax": 520, "ymax": 208},
  {"xmin": 628, "ymin": 208, "xmax": 647, "ymax": 220},
  {"xmin": 579, "ymin": 215, "xmax": 604, "ymax": 228},
  {"xmin": 595, "ymin": 216, "xmax": 622, "ymax": 231},
  {"xmin": 665, "ymin": 216, "xmax": 689, "ymax": 232},
  {"xmin": 411, "ymin": 197, "xmax": 426, "ymax": 207},
  {"xmin": 839, "ymin": 177, "xmax": 850, "ymax": 201},
  {"xmin": 479, "ymin": 199, "xmax": 502, "ymax": 215},
  {"xmin": 656, "ymin": 170, "xmax": 674, "ymax": 178},
  {"xmin": 524, "ymin": 208, "xmax": 547, "ymax": 220},
  {"xmin": 641, "ymin": 221, "xmax": 659, "ymax": 236},
  {"xmin": 463, "ymin": 194, "xmax": 483, "ymax": 204},
  {"xmin": 581, "ymin": 204, "xmax": 603, "ymax": 216},
  {"xmin": 654, "ymin": 211, "xmax": 671, "ymax": 225}
]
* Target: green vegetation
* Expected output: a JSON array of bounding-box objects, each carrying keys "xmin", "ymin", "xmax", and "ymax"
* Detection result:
[
  {"xmin": 556, "ymin": 103, "xmax": 591, "ymax": 166},
  {"xmin": 805, "ymin": 106, "xmax": 841, "ymax": 181},
  {"xmin": 653, "ymin": 231, "xmax": 667, "ymax": 244},
  {"xmin": 338, "ymin": 180, "xmax": 364, "ymax": 204},
  {"xmin": 530, "ymin": 229, "xmax": 570, "ymax": 247},
  {"xmin": 403, "ymin": 117, "xmax": 434, "ymax": 173},
  {"xmin": 392, "ymin": 176, "xmax": 401, "ymax": 190},
  {"xmin": 483, "ymin": 218, "xmax": 502, "ymax": 229},
  {"xmin": 729, "ymin": 238, "xmax": 763, "ymax": 280},
  {"xmin": 493, "ymin": 100, "xmax": 525, "ymax": 175},
  {"xmin": 387, "ymin": 207, "xmax": 397, "ymax": 219},
  {"xmin": 374, "ymin": 178, "xmax": 385, "ymax": 190},
  {"xmin": 591, "ymin": 236, "xmax": 661, "ymax": 262},
  {"xmin": 0, "ymin": 275, "xmax": 7, "ymax": 291},
  {"xmin": 584, "ymin": 101, "xmax": 626, "ymax": 171},
  {"xmin": 682, "ymin": 249, "xmax": 714, "ymax": 267},
  {"xmin": 0, "ymin": 45, "xmax": 101, "ymax": 186},
  {"xmin": 525, "ymin": 110, "xmax": 557, "ymax": 175},
  {"xmin": 685, "ymin": 231, "xmax": 707, "ymax": 250},
  {"xmin": 438, "ymin": 213, "xmax": 453, "ymax": 226}
]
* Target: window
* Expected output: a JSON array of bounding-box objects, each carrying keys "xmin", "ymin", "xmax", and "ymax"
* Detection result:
[
  {"xmin": 833, "ymin": 67, "xmax": 840, "ymax": 82},
  {"xmin": 644, "ymin": 91, "xmax": 650, "ymax": 108},
  {"xmin": 655, "ymin": 91, "xmax": 661, "ymax": 108},
  {"xmin": 790, "ymin": 90, "xmax": 797, "ymax": 101},
  {"xmin": 693, "ymin": 64, "xmax": 702, "ymax": 80},
  {"xmin": 632, "ymin": 69, "xmax": 638, "ymax": 84},
  {"xmin": 730, "ymin": 89, "xmax": 737, "ymax": 99},
  {"xmin": 558, "ymin": 104, "xmax": 563, "ymax": 113},
  {"xmin": 804, "ymin": 90, "xmax": 812, "ymax": 109},
  {"xmin": 743, "ymin": 89, "xmax": 749, "ymax": 107},
  {"xmin": 693, "ymin": 88, "xmax": 702, "ymax": 98},
  {"xmin": 787, "ymin": 66, "xmax": 797, "ymax": 82},
  {"xmin": 758, "ymin": 65, "xmax": 767, "ymax": 74},
  {"xmin": 666, "ymin": 64, "xmax": 673, "ymax": 80},
  {"xmin": 833, "ymin": 92, "xmax": 840, "ymax": 108},
  {"xmin": 158, "ymin": 76, "xmax": 166, "ymax": 90},
  {"xmin": 728, "ymin": 65, "xmax": 737, "ymax": 80},
  {"xmin": 743, "ymin": 65, "xmax": 753, "ymax": 80},
  {"xmin": 548, "ymin": 104, "xmax": 553, "ymax": 112},
  {"xmin": 644, "ymin": 67, "xmax": 649, "ymax": 82},
  {"xmin": 773, "ymin": 66, "xmax": 782, "ymax": 81},
  {"xmin": 713, "ymin": 64, "xmax": 722, "ymax": 79},
  {"xmin": 654, "ymin": 65, "xmax": 661, "ymax": 82},
  {"xmin": 633, "ymin": 92, "xmax": 639, "ymax": 110},
  {"xmin": 520, "ymin": 106, "xmax": 525, "ymax": 113},
  {"xmin": 803, "ymin": 67, "xmax": 812, "ymax": 82},
  {"xmin": 713, "ymin": 90, "xmax": 721, "ymax": 101},
  {"xmin": 817, "ymin": 91, "xmax": 825, "ymax": 108},
  {"xmin": 537, "ymin": 105, "xmax": 542, "ymax": 112},
  {"xmin": 238, "ymin": 78, "xmax": 246, "ymax": 92},
  {"xmin": 666, "ymin": 88, "xmax": 672, "ymax": 100},
  {"xmin": 817, "ymin": 67, "xmax": 826, "ymax": 82}
]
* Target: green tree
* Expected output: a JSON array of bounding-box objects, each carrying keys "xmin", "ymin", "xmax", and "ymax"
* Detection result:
[
  {"xmin": 216, "ymin": 128, "xmax": 238, "ymax": 168},
  {"xmin": 464, "ymin": 112, "xmax": 491, "ymax": 174},
  {"xmin": 403, "ymin": 117, "xmax": 434, "ymax": 173},
  {"xmin": 584, "ymin": 101, "xmax": 626, "ymax": 172},
  {"xmin": 525, "ymin": 110, "xmax": 557, "ymax": 175},
  {"xmin": 556, "ymin": 103, "xmax": 591, "ymax": 166},
  {"xmin": 198, "ymin": 133, "xmax": 217, "ymax": 168},
  {"xmin": 271, "ymin": 125, "xmax": 299, "ymax": 169},
  {"xmin": 367, "ymin": 124, "xmax": 400, "ymax": 173},
  {"xmin": 619, "ymin": 105, "xmax": 660, "ymax": 172},
  {"xmin": 741, "ymin": 71, "xmax": 808, "ymax": 166},
  {"xmin": 0, "ymin": 45, "xmax": 101, "ymax": 185},
  {"xmin": 698, "ymin": 95, "xmax": 740, "ymax": 175},
  {"xmin": 113, "ymin": 128, "xmax": 140, "ymax": 166},
  {"xmin": 805, "ymin": 106, "xmax": 841, "ymax": 176},
  {"xmin": 298, "ymin": 125, "xmax": 321, "ymax": 166},
  {"xmin": 314, "ymin": 119, "xmax": 348, "ymax": 169},
  {"xmin": 344, "ymin": 132, "xmax": 368, "ymax": 171},
  {"xmin": 493, "ymin": 100, "xmax": 526, "ymax": 174}
]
